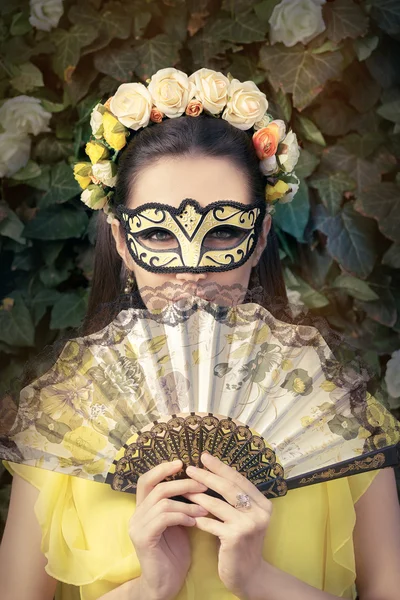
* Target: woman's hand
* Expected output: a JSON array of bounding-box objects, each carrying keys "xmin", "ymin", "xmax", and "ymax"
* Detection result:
[
  {"xmin": 183, "ymin": 452, "xmax": 272, "ymax": 599},
  {"xmin": 128, "ymin": 460, "xmax": 209, "ymax": 600}
]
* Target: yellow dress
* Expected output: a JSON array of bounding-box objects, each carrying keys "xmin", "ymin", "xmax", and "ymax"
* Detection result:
[{"xmin": 2, "ymin": 460, "xmax": 380, "ymax": 600}]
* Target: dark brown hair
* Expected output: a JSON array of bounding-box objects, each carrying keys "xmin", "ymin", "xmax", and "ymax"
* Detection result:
[{"xmin": 84, "ymin": 114, "xmax": 287, "ymax": 334}]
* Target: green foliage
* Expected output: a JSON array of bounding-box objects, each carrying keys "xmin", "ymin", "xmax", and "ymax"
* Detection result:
[{"xmin": 0, "ymin": 0, "xmax": 400, "ymax": 518}]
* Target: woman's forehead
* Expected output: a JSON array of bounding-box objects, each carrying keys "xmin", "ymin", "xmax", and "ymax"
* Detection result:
[{"xmin": 128, "ymin": 155, "xmax": 251, "ymax": 210}]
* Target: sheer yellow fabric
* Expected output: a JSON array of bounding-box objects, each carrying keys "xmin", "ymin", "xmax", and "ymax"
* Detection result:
[{"xmin": 2, "ymin": 459, "xmax": 380, "ymax": 600}]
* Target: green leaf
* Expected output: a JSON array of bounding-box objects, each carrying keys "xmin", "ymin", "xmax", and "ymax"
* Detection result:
[
  {"xmin": 11, "ymin": 249, "xmax": 35, "ymax": 271},
  {"xmin": 254, "ymin": 0, "xmax": 283, "ymax": 24},
  {"xmin": 68, "ymin": 2, "xmax": 132, "ymax": 42},
  {"xmin": 39, "ymin": 261, "xmax": 73, "ymax": 288},
  {"xmin": 310, "ymin": 171, "xmax": 355, "ymax": 216},
  {"xmin": 50, "ymin": 290, "xmax": 88, "ymax": 329},
  {"xmin": 41, "ymin": 99, "xmax": 67, "ymax": 113},
  {"xmin": 311, "ymin": 99, "xmax": 357, "ymax": 137},
  {"xmin": 208, "ymin": 14, "xmax": 266, "ymax": 43},
  {"xmin": 344, "ymin": 61, "xmax": 381, "ymax": 114},
  {"xmin": 10, "ymin": 11, "xmax": 31, "ymax": 36},
  {"xmin": 51, "ymin": 25, "xmax": 98, "ymax": 79},
  {"xmin": 273, "ymin": 179, "xmax": 310, "ymax": 242},
  {"xmin": 259, "ymin": 44, "xmax": 344, "ymax": 110},
  {"xmin": 382, "ymin": 244, "xmax": 400, "ymax": 269},
  {"xmin": 295, "ymin": 148, "xmax": 320, "ymax": 179},
  {"xmin": 377, "ymin": 98, "xmax": 400, "ymax": 124},
  {"xmin": 0, "ymin": 203, "xmax": 25, "ymax": 244},
  {"xmin": 39, "ymin": 162, "xmax": 81, "ymax": 208},
  {"xmin": 64, "ymin": 63, "xmax": 98, "ymax": 106},
  {"xmin": 0, "ymin": 293, "xmax": 34, "ymax": 347},
  {"xmin": 323, "ymin": 0, "xmax": 369, "ymax": 43},
  {"xmin": 10, "ymin": 61, "xmax": 44, "ymax": 93},
  {"xmin": 369, "ymin": 0, "xmax": 400, "ymax": 36},
  {"xmin": 33, "ymin": 137, "xmax": 74, "ymax": 163},
  {"xmin": 23, "ymin": 206, "xmax": 89, "ymax": 240},
  {"xmin": 357, "ymin": 273, "xmax": 397, "ymax": 328},
  {"xmin": 227, "ymin": 55, "xmax": 266, "ymax": 86},
  {"xmin": 353, "ymin": 35, "xmax": 379, "ymax": 62},
  {"xmin": 332, "ymin": 274, "xmax": 379, "ymax": 301},
  {"xmin": 355, "ymin": 183, "xmax": 400, "ymax": 243},
  {"xmin": 294, "ymin": 114, "xmax": 325, "ymax": 146},
  {"xmin": 222, "ymin": 0, "xmax": 254, "ymax": 14},
  {"xmin": 31, "ymin": 288, "xmax": 61, "ymax": 325},
  {"xmin": 320, "ymin": 144, "xmax": 381, "ymax": 194},
  {"xmin": 40, "ymin": 241, "xmax": 64, "ymax": 266},
  {"xmin": 94, "ymin": 44, "xmax": 139, "ymax": 81},
  {"xmin": 10, "ymin": 160, "xmax": 41, "ymax": 182},
  {"xmin": 134, "ymin": 34, "xmax": 182, "ymax": 80},
  {"xmin": 284, "ymin": 269, "xmax": 329, "ymax": 309},
  {"xmin": 340, "ymin": 133, "xmax": 384, "ymax": 160},
  {"xmin": 314, "ymin": 204, "xmax": 379, "ymax": 279}
]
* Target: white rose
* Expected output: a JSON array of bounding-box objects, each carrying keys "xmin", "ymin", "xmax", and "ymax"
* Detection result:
[
  {"xmin": 287, "ymin": 288, "xmax": 305, "ymax": 317},
  {"xmin": 280, "ymin": 174, "xmax": 300, "ymax": 203},
  {"xmin": 148, "ymin": 67, "xmax": 196, "ymax": 118},
  {"xmin": 385, "ymin": 350, "xmax": 400, "ymax": 399},
  {"xmin": 81, "ymin": 186, "xmax": 107, "ymax": 210},
  {"xmin": 253, "ymin": 113, "xmax": 273, "ymax": 131},
  {"xmin": 278, "ymin": 130, "xmax": 300, "ymax": 172},
  {"xmin": 91, "ymin": 161, "xmax": 117, "ymax": 187},
  {"xmin": 0, "ymin": 96, "xmax": 51, "ymax": 136},
  {"xmin": 188, "ymin": 68, "xmax": 230, "ymax": 115},
  {"xmin": 222, "ymin": 79, "xmax": 268, "ymax": 131},
  {"xmin": 110, "ymin": 83, "xmax": 152, "ymax": 131},
  {"xmin": 259, "ymin": 155, "xmax": 279, "ymax": 176},
  {"xmin": 29, "ymin": 0, "xmax": 63, "ymax": 32},
  {"xmin": 269, "ymin": 0, "xmax": 326, "ymax": 47},
  {"xmin": 0, "ymin": 133, "xmax": 31, "ymax": 178},
  {"xmin": 90, "ymin": 103, "xmax": 105, "ymax": 139}
]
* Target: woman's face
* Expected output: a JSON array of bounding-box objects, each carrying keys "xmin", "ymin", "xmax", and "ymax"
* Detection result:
[{"xmin": 111, "ymin": 155, "xmax": 271, "ymax": 305}]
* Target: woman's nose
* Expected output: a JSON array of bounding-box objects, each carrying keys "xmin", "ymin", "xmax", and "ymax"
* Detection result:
[{"xmin": 174, "ymin": 271, "xmax": 207, "ymax": 282}]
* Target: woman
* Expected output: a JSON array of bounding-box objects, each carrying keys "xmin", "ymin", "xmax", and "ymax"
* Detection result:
[{"xmin": 1, "ymin": 78, "xmax": 400, "ymax": 600}]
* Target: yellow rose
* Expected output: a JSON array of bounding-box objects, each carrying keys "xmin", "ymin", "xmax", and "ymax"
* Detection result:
[
  {"xmin": 73, "ymin": 162, "xmax": 92, "ymax": 189},
  {"xmin": 148, "ymin": 67, "xmax": 196, "ymax": 118},
  {"xmin": 110, "ymin": 82, "xmax": 152, "ymax": 130},
  {"xmin": 222, "ymin": 79, "xmax": 268, "ymax": 130},
  {"xmin": 188, "ymin": 68, "xmax": 230, "ymax": 115},
  {"xmin": 266, "ymin": 180, "xmax": 290, "ymax": 202},
  {"xmin": 62, "ymin": 426, "xmax": 107, "ymax": 462},
  {"xmin": 80, "ymin": 185, "xmax": 108, "ymax": 210},
  {"xmin": 85, "ymin": 141, "xmax": 109, "ymax": 164},
  {"xmin": 103, "ymin": 112, "xmax": 128, "ymax": 151}
]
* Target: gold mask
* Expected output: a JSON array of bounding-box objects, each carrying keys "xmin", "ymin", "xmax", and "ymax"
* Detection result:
[{"xmin": 116, "ymin": 198, "xmax": 266, "ymax": 273}]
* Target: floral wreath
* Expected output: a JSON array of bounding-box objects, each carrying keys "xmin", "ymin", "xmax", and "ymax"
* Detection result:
[{"xmin": 73, "ymin": 67, "xmax": 301, "ymax": 224}]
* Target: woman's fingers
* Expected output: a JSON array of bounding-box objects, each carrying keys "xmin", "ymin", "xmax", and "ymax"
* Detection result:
[
  {"xmin": 145, "ymin": 512, "xmax": 198, "ymax": 539},
  {"xmin": 136, "ymin": 463, "xmax": 208, "ymax": 508},
  {"xmin": 136, "ymin": 460, "xmax": 183, "ymax": 504},
  {"xmin": 146, "ymin": 498, "xmax": 208, "ymax": 523}
]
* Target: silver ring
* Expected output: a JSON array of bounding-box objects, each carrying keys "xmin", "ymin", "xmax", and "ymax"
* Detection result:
[{"xmin": 234, "ymin": 492, "xmax": 252, "ymax": 510}]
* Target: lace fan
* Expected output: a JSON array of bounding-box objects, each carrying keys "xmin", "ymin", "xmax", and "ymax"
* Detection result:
[{"xmin": 1, "ymin": 295, "xmax": 399, "ymax": 500}]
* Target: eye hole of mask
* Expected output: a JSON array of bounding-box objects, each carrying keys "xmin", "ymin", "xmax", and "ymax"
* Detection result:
[{"xmin": 137, "ymin": 226, "xmax": 247, "ymax": 250}]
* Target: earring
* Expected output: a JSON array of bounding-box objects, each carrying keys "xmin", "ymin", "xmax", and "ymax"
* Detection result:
[{"xmin": 124, "ymin": 270, "xmax": 135, "ymax": 293}]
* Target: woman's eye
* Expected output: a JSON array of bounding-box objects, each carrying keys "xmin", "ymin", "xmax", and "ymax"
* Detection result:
[
  {"xmin": 142, "ymin": 230, "xmax": 174, "ymax": 241},
  {"xmin": 208, "ymin": 227, "xmax": 242, "ymax": 239}
]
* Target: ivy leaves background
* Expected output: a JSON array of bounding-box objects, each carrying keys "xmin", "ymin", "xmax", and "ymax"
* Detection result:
[{"xmin": 0, "ymin": 0, "xmax": 400, "ymax": 527}]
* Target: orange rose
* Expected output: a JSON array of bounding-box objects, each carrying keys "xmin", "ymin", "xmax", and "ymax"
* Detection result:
[
  {"xmin": 252, "ymin": 121, "xmax": 284, "ymax": 160},
  {"xmin": 150, "ymin": 107, "xmax": 164, "ymax": 123},
  {"xmin": 185, "ymin": 99, "xmax": 203, "ymax": 117}
]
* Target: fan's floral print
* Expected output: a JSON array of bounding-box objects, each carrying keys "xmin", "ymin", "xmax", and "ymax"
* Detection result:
[{"xmin": 1, "ymin": 299, "xmax": 399, "ymax": 486}]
